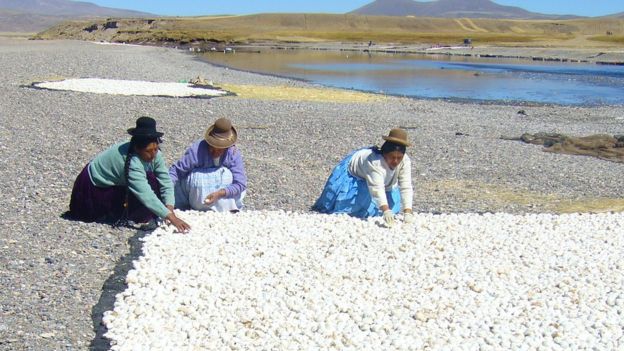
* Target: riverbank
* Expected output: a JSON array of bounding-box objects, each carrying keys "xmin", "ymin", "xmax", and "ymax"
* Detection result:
[
  {"xmin": 226, "ymin": 42, "xmax": 624, "ymax": 65},
  {"xmin": 33, "ymin": 13, "xmax": 624, "ymax": 66},
  {"xmin": 0, "ymin": 37, "xmax": 623, "ymax": 349}
]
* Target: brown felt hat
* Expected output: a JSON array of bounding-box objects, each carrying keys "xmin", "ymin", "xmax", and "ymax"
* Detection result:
[
  {"xmin": 204, "ymin": 118, "xmax": 237, "ymax": 148},
  {"xmin": 382, "ymin": 128, "xmax": 411, "ymax": 146}
]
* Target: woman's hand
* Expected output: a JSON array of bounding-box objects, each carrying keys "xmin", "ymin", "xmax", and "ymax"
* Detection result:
[
  {"xmin": 382, "ymin": 210, "xmax": 395, "ymax": 227},
  {"xmin": 165, "ymin": 211, "xmax": 191, "ymax": 233},
  {"xmin": 403, "ymin": 209, "xmax": 414, "ymax": 224},
  {"xmin": 204, "ymin": 189, "xmax": 226, "ymax": 206},
  {"xmin": 379, "ymin": 205, "xmax": 394, "ymax": 228}
]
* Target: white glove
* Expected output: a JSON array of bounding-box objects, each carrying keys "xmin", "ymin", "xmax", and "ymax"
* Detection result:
[
  {"xmin": 403, "ymin": 212, "xmax": 414, "ymax": 224},
  {"xmin": 382, "ymin": 210, "xmax": 395, "ymax": 228}
]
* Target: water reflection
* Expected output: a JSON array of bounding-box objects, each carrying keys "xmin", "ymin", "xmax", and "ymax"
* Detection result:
[{"xmin": 200, "ymin": 49, "xmax": 624, "ymax": 105}]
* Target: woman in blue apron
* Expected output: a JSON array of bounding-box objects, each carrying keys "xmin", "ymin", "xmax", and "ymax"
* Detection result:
[{"xmin": 313, "ymin": 128, "xmax": 414, "ymax": 227}]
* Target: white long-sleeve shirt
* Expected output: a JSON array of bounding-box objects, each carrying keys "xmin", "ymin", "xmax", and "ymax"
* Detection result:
[{"xmin": 348, "ymin": 148, "xmax": 413, "ymax": 210}]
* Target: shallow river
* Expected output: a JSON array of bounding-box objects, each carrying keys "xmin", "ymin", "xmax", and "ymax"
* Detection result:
[{"xmin": 200, "ymin": 49, "xmax": 624, "ymax": 106}]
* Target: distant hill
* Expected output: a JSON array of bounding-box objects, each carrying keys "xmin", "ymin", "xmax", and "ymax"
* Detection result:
[
  {"xmin": 350, "ymin": 0, "xmax": 579, "ymax": 19},
  {"xmin": 0, "ymin": 0, "xmax": 152, "ymax": 32},
  {"xmin": 0, "ymin": 9, "xmax": 59, "ymax": 32},
  {"xmin": 35, "ymin": 13, "xmax": 624, "ymax": 49}
]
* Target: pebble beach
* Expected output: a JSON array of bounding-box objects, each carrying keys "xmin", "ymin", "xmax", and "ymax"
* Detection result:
[{"xmin": 1, "ymin": 38, "xmax": 623, "ymax": 350}]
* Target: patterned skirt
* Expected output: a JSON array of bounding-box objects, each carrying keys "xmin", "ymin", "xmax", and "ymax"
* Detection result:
[
  {"xmin": 313, "ymin": 148, "xmax": 400, "ymax": 218},
  {"xmin": 174, "ymin": 166, "xmax": 245, "ymax": 212},
  {"xmin": 68, "ymin": 163, "xmax": 160, "ymax": 223}
]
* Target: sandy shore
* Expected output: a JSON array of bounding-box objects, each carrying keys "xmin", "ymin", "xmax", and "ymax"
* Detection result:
[{"xmin": 0, "ymin": 37, "xmax": 623, "ymax": 349}]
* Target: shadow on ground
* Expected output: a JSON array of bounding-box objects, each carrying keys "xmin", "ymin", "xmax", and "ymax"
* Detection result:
[{"xmin": 89, "ymin": 228, "xmax": 150, "ymax": 350}]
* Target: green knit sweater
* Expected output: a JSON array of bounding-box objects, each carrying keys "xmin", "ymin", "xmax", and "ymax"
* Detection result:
[{"xmin": 88, "ymin": 142, "xmax": 174, "ymax": 218}]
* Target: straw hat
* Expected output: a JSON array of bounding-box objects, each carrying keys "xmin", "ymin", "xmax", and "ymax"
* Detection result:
[
  {"xmin": 127, "ymin": 116, "xmax": 164, "ymax": 138},
  {"xmin": 204, "ymin": 118, "xmax": 237, "ymax": 148},
  {"xmin": 382, "ymin": 128, "xmax": 411, "ymax": 146}
]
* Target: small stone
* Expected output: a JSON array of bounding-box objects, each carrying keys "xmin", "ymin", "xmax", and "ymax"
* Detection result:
[
  {"xmin": 468, "ymin": 282, "xmax": 483, "ymax": 293},
  {"xmin": 605, "ymin": 293, "xmax": 618, "ymax": 307},
  {"xmin": 413, "ymin": 311, "xmax": 431, "ymax": 322}
]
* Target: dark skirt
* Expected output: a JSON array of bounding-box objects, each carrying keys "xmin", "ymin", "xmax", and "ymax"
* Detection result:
[{"xmin": 68, "ymin": 164, "xmax": 161, "ymax": 223}]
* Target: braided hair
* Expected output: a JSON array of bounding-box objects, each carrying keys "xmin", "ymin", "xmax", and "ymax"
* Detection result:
[{"xmin": 114, "ymin": 135, "xmax": 160, "ymax": 227}]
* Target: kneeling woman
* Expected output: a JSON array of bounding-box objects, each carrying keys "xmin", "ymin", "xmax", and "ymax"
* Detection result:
[
  {"xmin": 68, "ymin": 117, "xmax": 190, "ymax": 232},
  {"xmin": 169, "ymin": 118, "xmax": 247, "ymax": 212},
  {"xmin": 313, "ymin": 128, "xmax": 414, "ymax": 227}
]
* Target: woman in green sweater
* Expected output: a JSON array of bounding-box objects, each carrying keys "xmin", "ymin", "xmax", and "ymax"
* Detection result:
[{"xmin": 68, "ymin": 117, "xmax": 190, "ymax": 232}]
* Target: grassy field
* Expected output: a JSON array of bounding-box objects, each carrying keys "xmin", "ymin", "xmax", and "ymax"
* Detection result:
[
  {"xmin": 217, "ymin": 83, "xmax": 386, "ymax": 103},
  {"xmin": 423, "ymin": 180, "xmax": 624, "ymax": 213},
  {"xmin": 0, "ymin": 32, "xmax": 36, "ymax": 38},
  {"xmin": 589, "ymin": 35, "xmax": 624, "ymax": 44},
  {"xmin": 33, "ymin": 13, "xmax": 624, "ymax": 47}
]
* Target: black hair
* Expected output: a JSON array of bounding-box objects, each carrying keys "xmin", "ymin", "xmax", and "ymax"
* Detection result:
[
  {"xmin": 123, "ymin": 135, "xmax": 161, "ymax": 186},
  {"xmin": 114, "ymin": 135, "xmax": 160, "ymax": 227},
  {"xmin": 131, "ymin": 135, "xmax": 161, "ymax": 151},
  {"xmin": 380, "ymin": 141, "xmax": 406, "ymax": 155}
]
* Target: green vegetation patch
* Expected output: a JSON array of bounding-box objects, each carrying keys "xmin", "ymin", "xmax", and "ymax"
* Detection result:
[{"xmin": 588, "ymin": 35, "xmax": 624, "ymax": 44}]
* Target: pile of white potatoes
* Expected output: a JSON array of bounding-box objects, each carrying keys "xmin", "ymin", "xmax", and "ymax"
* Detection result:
[
  {"xmin": 103, "ymin": 210, "xmax": 624, "ymax": 350},
  {"xmin": 33, "ymin": 78, "xmax": 227, "ymax": 97}
]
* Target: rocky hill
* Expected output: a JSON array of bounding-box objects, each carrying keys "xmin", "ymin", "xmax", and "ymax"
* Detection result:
[{"xmin": 0, "ymin": 0, "xmax": 151, "ymax": 32}]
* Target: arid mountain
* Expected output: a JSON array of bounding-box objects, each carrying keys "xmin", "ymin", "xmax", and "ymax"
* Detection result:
[
  {"xmin": 0, "ymin": 0, "xmax": 150, "ymax": 16},
  {"xmin": 350, "ymin": 0, "xmax": 579, "ymax": 19},
  {"xmin": 0, "ymin": 9, "xmax": 59, "ymax": 32},
  {"xmin": 0, "ymin": 0, "xmax": 152, "ymax": 32}
]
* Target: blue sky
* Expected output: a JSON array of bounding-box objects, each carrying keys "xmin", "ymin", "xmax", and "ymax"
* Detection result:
[{"xmin": 86, "ymin": 1, "xmax": 624, "ymax": 17}]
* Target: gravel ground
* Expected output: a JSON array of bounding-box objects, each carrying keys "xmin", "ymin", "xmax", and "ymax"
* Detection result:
[{"xmin": 0, "ymin": 38, "xmax": 623, "ymax": 350}]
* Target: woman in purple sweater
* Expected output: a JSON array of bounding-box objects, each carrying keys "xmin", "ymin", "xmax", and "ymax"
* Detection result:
[{"xmin": 169, "ymin": 118, "xmax": 247, "ymax": 212}]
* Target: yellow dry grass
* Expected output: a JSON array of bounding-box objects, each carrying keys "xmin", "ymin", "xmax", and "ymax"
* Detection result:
[
  {"xmin": 423, "ymin": 179, "xmax": 624, "ymax": 213},
  {"xmin": 588, "ymin": 35, "xmax": 624, "ymax": 44},
  {"xmin": 0, "ymin": 32, "xmax": 35, "ymax": 38},
  {"xmin": 454, "ymin": 18, "xmax": 487, "ymax": 33},
  {"xmin": 463, "ymin": 18, "xmax": 487, "ymax": 32},
  {"xmin": 35, "ymin": 14, "xmax": 624, "ymax": 48},
  {"xmin": 554, "ymin": 198, "xmax": 624, "ymax": 213},
  {"xmin": 216, "ymin": 83, "xmax": 385, "ymax": 103},
  {"xmin": 187, "ymin": 15, "xmax": 241, "ymax": 20}
]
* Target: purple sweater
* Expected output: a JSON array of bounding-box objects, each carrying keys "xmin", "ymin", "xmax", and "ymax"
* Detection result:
[{"xmin": 169, "ymin": 140, "xmax": 247, "ymax": 198}]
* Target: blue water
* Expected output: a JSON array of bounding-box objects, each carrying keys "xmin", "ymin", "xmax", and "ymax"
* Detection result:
[{"xmin": 201, "ymin": 50, "xmax": 624, "ymax": 106}]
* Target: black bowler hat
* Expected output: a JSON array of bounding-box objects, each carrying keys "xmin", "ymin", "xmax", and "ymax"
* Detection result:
[{"xmin": 127, "ymin": 116, "xmax": 164, "ymax": 138}]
